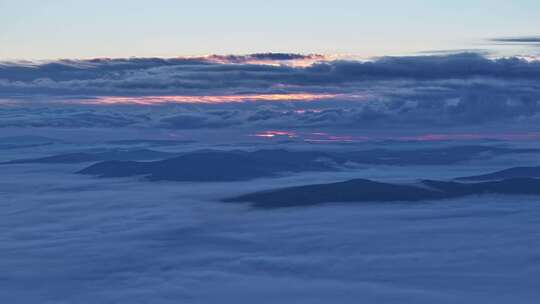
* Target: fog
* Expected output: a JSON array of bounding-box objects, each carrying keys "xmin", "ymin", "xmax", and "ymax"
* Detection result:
[{"xmin": 2, "ymin": 139, "xmax": 540, "ymax": 303}]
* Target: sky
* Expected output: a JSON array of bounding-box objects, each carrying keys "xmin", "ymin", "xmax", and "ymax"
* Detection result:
[
  {"xmin": 2, "ymin": 0, "xmax": 540, "ymax": 59},
  {"xmin": 1, "ymin": 1, "xmax": 540, "ymax": 140}
]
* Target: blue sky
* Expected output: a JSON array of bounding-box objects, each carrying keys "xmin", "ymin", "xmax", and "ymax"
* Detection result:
[{"xmin": 1, "ymin": 0, "xmax": 539, "ymax": 59}]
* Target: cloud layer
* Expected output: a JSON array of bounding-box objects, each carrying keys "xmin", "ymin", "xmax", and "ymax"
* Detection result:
[
  {"xmin": 3, "ymin": 143, "xmax": 540, "ymax": 303},
  {"xmin": 1, "ymin": 53, "xmax": 540, "ymax": 134},
  {"xmin": 2, "ymin": 52, "xmax": 540, "ymax": 96}
]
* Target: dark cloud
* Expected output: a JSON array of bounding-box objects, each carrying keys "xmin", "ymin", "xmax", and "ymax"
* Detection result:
[
  {"xmin": 2, "ymin": 53, "xmax": 540, "ymax": 96},
  {"xmin": 2, "ymin": 75, "xmax": 540, "ymax": 132},
  {"xmin": 207, "ymin": 53, "xmax": 325, "ymax": 63},
  {"xmin": 417, "ymin": 49, "xmax": 492, "ymax": 56},
  {"xmin": 491, "ymin": 36, "xmax": 540, "ymax": 44},
  {"xmin": 1, "ymin": 53, "xmax": 540, "ymax": 133}
]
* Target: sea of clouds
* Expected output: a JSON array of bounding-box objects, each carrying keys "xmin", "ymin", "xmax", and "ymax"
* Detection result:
[{"xmin": 2, "ymin": 139, "xmax": 540, "ymax": 303}]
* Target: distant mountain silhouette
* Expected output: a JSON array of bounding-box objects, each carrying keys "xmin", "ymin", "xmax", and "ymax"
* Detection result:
[
  {"xmin": 2, "ymin": 149, "xmax": 173, "ymax": 164},
  {"xmin": 0, "ymin": 135, "xmax": 61, "ymax": 150},
  {"xmin": 341, "ymin": 145, "xmax": 540, "ymax": 165},
  {"xmin": 224, "ymin": 178, "xmax": 540, "ymax": 208},
  {"xmin": 78, "ymin": 149, "xmax": 341, "ymax": 181},
  {"xmin": 106, "ymin": 139, "xmax": 196, "ymax": 146},
  {"xmin": 77, "ymin": 146, "xmax": 540, "ymax": 181},
  {"xmin": 457, "ymin": 166, "xmax": 540, "ymax": 181}
]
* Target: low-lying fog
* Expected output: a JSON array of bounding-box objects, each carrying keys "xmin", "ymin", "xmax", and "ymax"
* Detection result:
[{"xmin": 2, "ymin": 137, "xmax": 540, "ymax": 303}]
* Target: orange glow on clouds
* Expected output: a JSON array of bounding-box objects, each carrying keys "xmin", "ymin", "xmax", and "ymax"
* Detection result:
[
  {"xmin": 252, "ymin": 130, "xmax": 298, "ymax": 138},
  {"xmin": 84, "ymin": 93, "xmax": 339, "ymax": 105},
  {"xmin": 203, "ymin": 54, "xmax": 330, "ymax": 67},
  {"xmin": 250, "ymin": 130, "xmax": 540, "ymax": 143}
]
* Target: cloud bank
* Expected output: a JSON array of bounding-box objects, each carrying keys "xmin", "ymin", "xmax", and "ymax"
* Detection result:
[
  {"xmin": 1, "ymin": 53, "xmax": 540, "ymax": 134},
  {"xmin": 3, "ymin": 149, "xmax": 540, "ymax": 303},
  {"xmin": 2, "ymin": 52, "xmax": 540, "ymax": 96}
]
